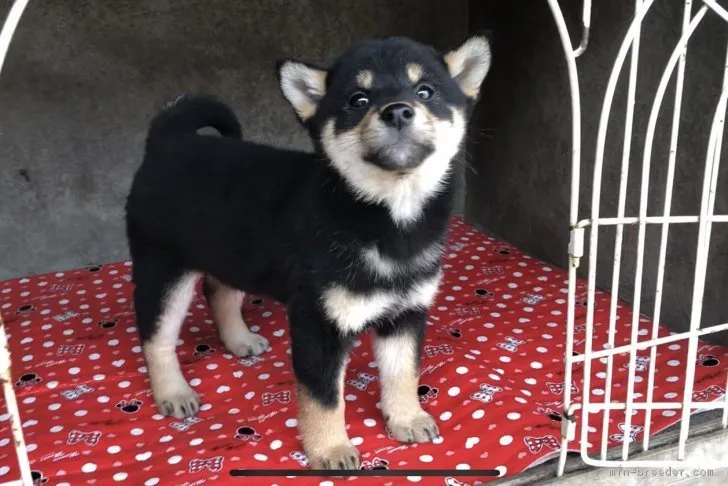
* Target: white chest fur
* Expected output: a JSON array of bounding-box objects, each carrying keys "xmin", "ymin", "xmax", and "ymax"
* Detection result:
[{"xmin": 321, "ymin": 272, "xmax": 442, "ymax": 334}]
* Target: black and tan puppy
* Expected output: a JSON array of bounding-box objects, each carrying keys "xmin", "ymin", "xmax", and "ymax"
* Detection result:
[{"xmin": 125, "ymin": 34, "xmax": 491, "ymax": 469}]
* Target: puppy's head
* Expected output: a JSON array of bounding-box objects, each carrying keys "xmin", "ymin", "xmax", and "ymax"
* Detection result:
[{"xmin": 277, "ymin": 35, "xmax": 491, "ymax": 223}]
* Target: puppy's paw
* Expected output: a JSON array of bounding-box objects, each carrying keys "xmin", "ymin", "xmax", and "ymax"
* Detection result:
[
  {"xmin": 308, "ymin": 443, "xmax": 360, "ymax": 470},
  {"xmin": 387, "ymin": 411, "xmax": 439, "ymax": 443},
  {"xmin": 153, "ymin": 382, "xmax": 200, "ymax": 419},
  {"xmin": 224, "ymin": 332, "xmax": 271, "ymax": 358}
]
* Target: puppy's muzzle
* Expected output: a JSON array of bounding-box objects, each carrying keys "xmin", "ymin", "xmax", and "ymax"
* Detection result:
[{"xmin": 365, "ymin": 102, "xmax": 434, "ymax": 172}]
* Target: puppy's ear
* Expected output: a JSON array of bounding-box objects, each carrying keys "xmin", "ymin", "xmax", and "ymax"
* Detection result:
[
  {"xmin": 444, "ymin": 34, "xmax": 492, "ymax": 99},
  {"xmin": 276, "ymin": 60, "xmax": 327, "ymax": 122}
]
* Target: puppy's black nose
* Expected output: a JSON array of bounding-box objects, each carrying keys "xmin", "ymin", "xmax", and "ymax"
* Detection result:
[{"xmin": 380, "ymin": 103, "xmax": 414, "ymax": 129}]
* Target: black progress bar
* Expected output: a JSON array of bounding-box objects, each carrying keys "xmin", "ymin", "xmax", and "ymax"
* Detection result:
[{"xmin": 230, "ymin": 469, "xmax": 500, "ymax": 477}]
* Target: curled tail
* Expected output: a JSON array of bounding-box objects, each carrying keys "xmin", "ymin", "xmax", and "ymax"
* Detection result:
[{"xmin": 146, "ymin": 93, "xmax": 242, "ymax": 146}]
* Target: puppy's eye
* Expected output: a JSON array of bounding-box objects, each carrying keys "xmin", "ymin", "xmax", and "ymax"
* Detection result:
[
  {"xmin": 416, "ymin": 84, "xmax": 434, "ymax": 100},
  {"xmin": 349, "ymin": 92, "xmax": 369, "ymax": 108}
]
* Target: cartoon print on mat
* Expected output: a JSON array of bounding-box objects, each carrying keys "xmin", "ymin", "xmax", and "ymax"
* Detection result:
[
  {"xmin": 15, "ymin": 372, "xmax": 41, "ymax": 388},
  {"xmin": 418, "ymin": 384, "xmax": 439, "ymax": 404},
  {"xmin": 234, "ymin": 426, "xmax": 262, "ymax": 441},
  {"xmin": 1, "ymin": 217, "xmax": 728, "ymax": 485},
  {"xmin": 116, "ymin": 399, "xmax": 143, "ymax": 414}
]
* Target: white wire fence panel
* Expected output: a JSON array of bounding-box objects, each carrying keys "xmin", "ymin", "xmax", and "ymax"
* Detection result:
[
  {"xmin": 1, "ymin": 2, "xmax": 36, "ymax": 486},
  {"xmin": 548, "ymin": 0, "xmax": 728, "ymax": 475}
]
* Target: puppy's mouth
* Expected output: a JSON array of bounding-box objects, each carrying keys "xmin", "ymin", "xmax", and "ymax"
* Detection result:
[{"xmin": 363, "ymin": 139, "xmax": 434, "ymax": 173}]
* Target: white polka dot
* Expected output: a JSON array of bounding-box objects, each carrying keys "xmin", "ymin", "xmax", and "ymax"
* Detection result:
[
  {"xmin": 593, "ymin": 389, "xmax": 605, "ymax": 396},
  {"xmin": 23, "ymin": 397, "xmax": 36, "ymax": 404},
  {"xmin": 662, "ymin": 410, "xmax": 677, "ymax": 417},
  {"xmin": 89, "ymin": 353, "xmax": 100, "ymax": 360},
  {"xmin": 477, "ymin": 336, "xmax": 488, "ymax": 342},
  {"xmin": 168, "ymin": 455, "xmax": 182, "ymax": 464},
  {"xmin": 189, "ymin": 438, "xmax": 203, "ymax": 446},
  {"xmin": 496, "ymin": 466, "xmax": 507, "ymax": 477},
  {"xmin": 500, "ymin": 435, "xmax": 513, "ymax": 445},
  {"xmin": 664, "ymin": 392, "xmax": 678, "ymax": 399},
  {"xmin": 320, "ymin": 482, "xmax": 334, "ymax": 486},
  {"xmin": 536, "ymin": 347, "xmax": 548, "ymax": 353},
  {"xmin": 350, "ymin": 437, "xmax": 364, "ymax": 446},
  {"xmin": 524, "ymin": 378, "xmax": 537, "ymax": 385},
  {"xmin": 131, "ymin": 428, "xmax": 144, "ymax": 436},
  {"xmin": 285, "ymin": 418, "xmax": 297, "ymax": 427},
  {"xmin": 456, "ymin": 464, "xmax": 471, "ymax": 470},
  {"xmin": 26, "ymin": 443, "xmax": 37, "ymax": 452},
  {"xmin": 82, "ymin": 463, "xmax": 97, "ymax": 473},
  {"xmin": 50, "ymin": 425, "xmax": 64, "ymax": 433},
  {"xmin": 448, "ymin": 386, "xmax": 460, "ymax": 397},
  {"xmin": 97, "ymin": 395, "xmax": 109, "ymax": 403},
  {"xmin": 217, "ymin": 385, "xmax": 230, "ymax": 393},
  {"xmin": 113, "ymin": 472, "xmax": 128, "ymax": 481},
  {"xmin": 507, "ymin": 412, "xmax": 521, "ymax": 420},
  {"xmin": 206, "ymin": 363, "xmax": 218, "ymax": 370},
  {"xmin": 259, "ymin": 373, "xmax": 270, "ymax": 380},
  {"xmin": 254, "ymin": 453, "xmax": 268, "ymax": 461},
  {"xmin": 667, "ymin": 360, "xmax": 680, "ymax": 367},
  {"xmin": 407, "ymin": 477, "xmax": 422, "ymax": 483},
  {"xmin": 440, "ymin": 411, "xmax": 452, "ymax": 421},
  {"xmin": 48, "ymin": 403, "xmax": 61, "ymax": 410},
  {"xmin": 456, "ymin": 366, "xmax": 468, "ymax": 375},
  {"xmin": 0, "ymin": 466, "xmax": 8, "ymax": 476},
  {"xmin": 668, "ymin": 344, "xmax": 680, "ymax": 350},
  {"xmin": 144, "ymin": 479, "xmax": 160, "ymax": 486},
  {"xmin": 210, "ymin": 423, "xmax": 223, "ymax": 430},
  {"xmin": 666, "ymin": 376, "xmax": 679, "ymax": 382},
  {"xmin": 228, "ymin": 408, "xmax": 240, "ymax": 414},
  {"xmin": 270, "ymin": 439, "xmax": 282, "ymax": 450},
  {"xmin": 47, "ymin": 381, "xmax": 59, "ymax": 389},
  {"xmin": 190, "ymin": 378, "xmax": 202, "ymax": 387},
  {"xmin": 530, "ymin": 361, "xmax": 543, "ymax": 369},
  {"xmin": 74, "ymin": 410, "xmax": 88, "ymax": 417},
  {"xmin": 515, "ymin": 397, "xmax": 527, "ymax": 404},
  {"xmin": 472, "ymin": 409, "xmax": 485, "ymax": 419},
  {"xmin": 107, "ymin": 445, "xmax": 121, "ymax": 454},
  {"xmin": 363, "ymin": 418, "xmax": 377, "ymax": 427},
  {"xmin": 419, "ymin": 455, "xmax": 433, "ymax": 463},
  {"xmin": 488, "ymin": 374, "xmax": 500, "ymax": 381},
  {"xmin": 499, "ymin": 356, "xmax": 511, "ymax": 363},
  {"xmin": 118, "ymin": 381, "xmax": 131, "ymax": 388}
]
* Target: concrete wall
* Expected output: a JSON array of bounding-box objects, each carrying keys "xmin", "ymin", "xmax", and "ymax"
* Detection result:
[
  {"xmin": 0, "ymin": 0, "xmax": 468, "ymax": 278},
  {"xmin": 466, "ymin": 0, "xmax": 728, "ymax": 344}
]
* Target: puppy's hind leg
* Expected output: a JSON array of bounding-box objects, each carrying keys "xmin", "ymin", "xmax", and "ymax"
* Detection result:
[
  {"xmin": 135, "ymin": 263, "xmax": 201, "ymax": 419},
  {"xmin": 203, "ymin": 276, "xmax": 270, "ymax": 357}
]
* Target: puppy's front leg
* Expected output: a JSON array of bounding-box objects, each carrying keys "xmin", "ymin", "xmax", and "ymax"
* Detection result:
[
  {"xmin": 374, "ymin": 310, "xmax": 439, "ymax": 443},
  {"xmin": 289, "ymin": 307, "xmax": 359, "ymax": 470}
]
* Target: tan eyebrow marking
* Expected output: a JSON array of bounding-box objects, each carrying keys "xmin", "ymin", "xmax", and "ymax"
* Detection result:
[
  {"xmin": 407, "ymin": 63, "xmax": 423, "ymax": 84},
  {"xmin": 356, "ymin": 70, "xmax": 373, "ymax": 89}
]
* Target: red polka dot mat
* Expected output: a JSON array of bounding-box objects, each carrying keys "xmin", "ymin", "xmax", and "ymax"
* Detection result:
[{"xmin": 1, "ymin": 217, "xmax": 727, "ymax": 486}]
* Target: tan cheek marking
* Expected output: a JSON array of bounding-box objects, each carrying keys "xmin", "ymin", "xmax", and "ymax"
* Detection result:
[
  {"xmin": 296, "ymin": 370, "xmax": 348, "ymax": 457},
  {"xmin": 407, "ymin": 63, "xmax": 423, "ymax": 84},
  {"xmin": 357, "ymin": 70, "xmax": 373, "ymax": 90}
]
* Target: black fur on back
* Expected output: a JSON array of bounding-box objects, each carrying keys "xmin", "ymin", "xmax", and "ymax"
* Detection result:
[{"xmin": 126, "ymin": 94, "xmax": 453, "ymax": 307}]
